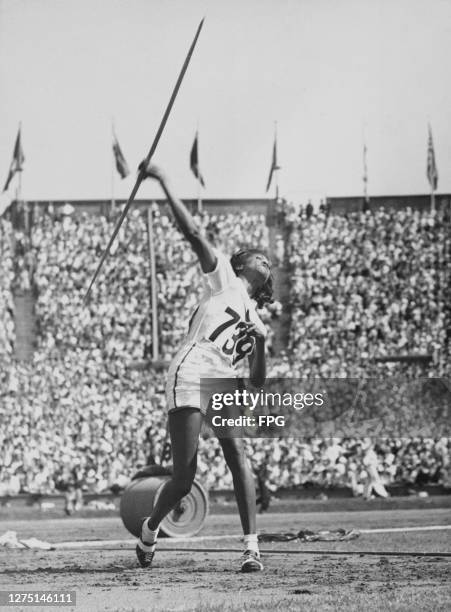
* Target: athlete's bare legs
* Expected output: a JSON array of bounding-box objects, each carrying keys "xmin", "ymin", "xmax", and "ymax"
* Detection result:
[
  {"xmin": 219, "ymin": 437, "xmax": 257, "ymax": 534},
  {"xmin": 147, "ymin": 408, "xmax": 203, "ymax": 530},
  {"xmin": 218, "ymin": 436, "xmax": 262, "ymax": 570},
  {"xmin": 138, "ymin": 410, "xmax": 262, "ymax": 571}
]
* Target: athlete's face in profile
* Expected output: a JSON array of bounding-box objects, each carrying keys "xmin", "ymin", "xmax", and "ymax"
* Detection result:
[{"xmin": 242, "ymin": 252, "xmax": 271, "ymax": 285}]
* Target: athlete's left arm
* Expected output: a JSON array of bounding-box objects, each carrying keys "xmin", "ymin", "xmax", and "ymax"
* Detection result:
[{"xmin": 246, "ymin": 324, "xmax": 266, "ymax": 387}]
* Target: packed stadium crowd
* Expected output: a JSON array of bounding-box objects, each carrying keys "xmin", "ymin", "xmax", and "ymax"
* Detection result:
[
  {"xmin": 0, "ymin": 202, "xmax": 450, "ymax": 498},
  {"xmin": 284, "ymin": 205, "xmax": 447, "ymax": 378},
  {"xmin": 0, "ymin": 219, "xmax": 14, "ymax": 363}
]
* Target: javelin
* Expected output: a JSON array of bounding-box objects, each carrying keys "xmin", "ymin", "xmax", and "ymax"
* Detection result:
[{"xmin": 84, "ymin": 17, "xmax": 205, "ymax": 302}]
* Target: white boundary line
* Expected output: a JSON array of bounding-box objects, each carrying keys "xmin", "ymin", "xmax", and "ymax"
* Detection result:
[
  {"xmin": 53, "ymin": 534, "xmax": 241, "ymax": 549},
  {"xmin": 360, "ymin": 525, "xmax": 451, "ymax": 534},
  {"xmin": 52, "ymin": 525, "xmax": 451, "ymax": 549}
]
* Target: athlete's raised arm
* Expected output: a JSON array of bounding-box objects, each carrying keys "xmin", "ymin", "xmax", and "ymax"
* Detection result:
[{"xmin": 140, "ymin": 161, "xmax": 217, "ymax": 273}]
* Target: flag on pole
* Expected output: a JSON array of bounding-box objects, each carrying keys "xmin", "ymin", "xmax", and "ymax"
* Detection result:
[
  {"xmin": 112, "ymin": 133, "xmax": 130, "ymax": 179},
  {"xmin": 3, "ymin": 126, "xmax": 25, "ymax": 192},
  {"xmin": 266, "ymin": 132, "xmax": 280, "ymax": 192},
  {"xmin": 190, "ymin": 132, "xmax": 205, "ymax": 187},
  {"xmin": 426, "ymin": 124, "xmax": 438, "ymax": 191}
]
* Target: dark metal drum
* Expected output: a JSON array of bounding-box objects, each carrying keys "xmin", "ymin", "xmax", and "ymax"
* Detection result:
[{"xmin": 120, "ymin": 475, "xmax": 209, "ymax": 538}]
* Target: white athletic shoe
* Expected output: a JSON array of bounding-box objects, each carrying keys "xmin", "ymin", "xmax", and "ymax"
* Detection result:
[
  {"xmin": 136, "ymin": 519, "xmax": 156, "ymax": 568},
  {"xmin": 240, "ymin": 550, "xmax": 264, "ymax": 573}
]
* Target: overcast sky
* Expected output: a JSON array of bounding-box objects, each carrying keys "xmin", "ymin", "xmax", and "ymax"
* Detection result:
[{"xmin": 1, "ymin": 0, "xmax": 450, "ymax": 204}]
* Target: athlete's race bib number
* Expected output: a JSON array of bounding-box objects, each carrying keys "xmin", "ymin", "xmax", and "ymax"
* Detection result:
[{"xmin": 209, "ymin": 307, "xmax": 255, "ymax": 364}]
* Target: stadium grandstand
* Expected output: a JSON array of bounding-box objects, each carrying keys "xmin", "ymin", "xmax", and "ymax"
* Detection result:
[{"xmin": 0, "ymin": 195, "xmax": 450, "ymax": 499}]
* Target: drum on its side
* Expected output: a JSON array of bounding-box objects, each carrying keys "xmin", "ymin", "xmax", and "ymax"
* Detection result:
[{"xmin": 120, "ymin": 475, "xmax": 209, "ymax": 538}]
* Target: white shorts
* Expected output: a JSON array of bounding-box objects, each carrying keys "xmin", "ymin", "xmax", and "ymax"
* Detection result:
[{"xmin": 165, "ymin": 341, "xmax": 238, "ymax": 416}]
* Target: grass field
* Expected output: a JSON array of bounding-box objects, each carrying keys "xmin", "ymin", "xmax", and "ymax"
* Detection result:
[{"xmin": 0, "ymin": 508, "xmax": 450, "ymax": 611}]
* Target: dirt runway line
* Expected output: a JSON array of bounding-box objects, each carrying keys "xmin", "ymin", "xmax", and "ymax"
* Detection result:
[{"xmin": 52, "ymin": 524, "xmax": 451, "ymax": 550}]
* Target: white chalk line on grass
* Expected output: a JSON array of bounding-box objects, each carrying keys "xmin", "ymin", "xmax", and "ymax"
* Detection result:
[
  {"xmin": 53, "ymin": 524, "xmax": 451, "ymax": 549},
  {"xmin": 53, "ymin": 534, "xmax": 240, "ymax": 549},
  {"xmin": 360, "ymin": 525, "xmax": 451, "ymax": 534}
]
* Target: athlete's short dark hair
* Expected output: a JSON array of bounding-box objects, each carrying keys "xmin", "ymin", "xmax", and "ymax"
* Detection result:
[{"xmin": 230, "ymin": 249, "xmax": 274, "ymax": 309}]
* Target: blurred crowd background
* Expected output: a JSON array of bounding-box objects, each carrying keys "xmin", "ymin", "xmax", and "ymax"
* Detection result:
[{"xmin": 0, "ymin": 202, "xmax": 450, "ymax": 499}]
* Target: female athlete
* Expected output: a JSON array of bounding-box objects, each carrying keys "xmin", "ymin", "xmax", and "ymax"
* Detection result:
[{"xmin": 136, "ymin": 162, "xmax": 273, "ymax": 573}]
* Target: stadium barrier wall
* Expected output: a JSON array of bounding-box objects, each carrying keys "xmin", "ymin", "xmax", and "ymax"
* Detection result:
[
  {"xmin": 1, "ymin": 484, "xmax": 450, "ymax": 511},
  {"xmin": 327, "ymin": 193, "xmax": 451, "ymax": 213}
]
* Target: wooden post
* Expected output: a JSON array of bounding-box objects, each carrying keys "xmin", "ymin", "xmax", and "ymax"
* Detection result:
[{"xmin": 147, "ymin": 206, "xmax": 159, "ymax": 361}]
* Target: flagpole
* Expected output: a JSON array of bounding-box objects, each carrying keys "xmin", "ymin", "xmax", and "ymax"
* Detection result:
[
  {"xmin": 363, "ymin": 150, "xmax": 368, "ymax": 207},
  {"xmin": 274, "ymin": 121, "xmax": 279, "ymax": 203},
  {"xmin": 111, "ymin": 119, "xmax": 116, "ymax": 216},
  {"xmin": 17, "ymin": 121, "xmax": 22, "ymax": 205},
  {"xmin": 265, "ymin": 120, "xmax": 280, "ymax": 205},
  {"xmin": 427, "ymin": 123, "xmax": 437, "ymax": 215},
  {"xmin": 196, "ymin": 123, "xmax": 202, "ymax": 213},
  {"xmin": 197, "ymin": 176, "xmax": 202, "ymax": 213},
  {"xmin": 17, "ymin": 168, "xmax": 22, "ymax": 205},
  {"xmin": 363, "ymin": 124, "xmax": 369, "ymax": 211},
  {"xmin": 17, "ymin": 121, "xmax": 27, "ymax": 233}
]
